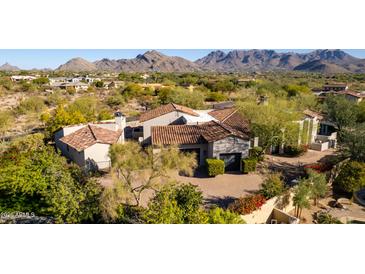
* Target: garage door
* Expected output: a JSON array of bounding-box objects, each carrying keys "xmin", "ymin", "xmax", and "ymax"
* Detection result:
[{"xmin": 219, "ymin": 153, "xmax": 241, "ymax": 172}]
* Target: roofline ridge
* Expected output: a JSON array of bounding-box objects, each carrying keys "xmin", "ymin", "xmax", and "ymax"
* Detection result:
[
  {"xmin": 88, "ymin": 124, "xmax": 98, "ymax": 141},
  {"xmin": 221, "ymin": 108, "xmax": 238, "ymax": 123}
]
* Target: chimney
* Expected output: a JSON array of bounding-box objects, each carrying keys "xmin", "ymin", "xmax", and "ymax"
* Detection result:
[{"xmin": 114, "ymin": 112, "xmax": 126, "ymax": 142}]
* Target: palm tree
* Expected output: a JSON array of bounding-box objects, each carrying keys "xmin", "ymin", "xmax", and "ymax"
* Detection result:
[{"xmin": 293, "ymin": 181, "xmax": 311, "ymax": 218}]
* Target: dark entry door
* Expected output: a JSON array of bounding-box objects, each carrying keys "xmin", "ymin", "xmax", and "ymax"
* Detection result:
[
  {"xmin": 180, "ymin": 148, "xmax": 200, "ymax": 165},
  {"xmin": 219, "ymin": 153, "xmax": 241, "ymax": 172}
]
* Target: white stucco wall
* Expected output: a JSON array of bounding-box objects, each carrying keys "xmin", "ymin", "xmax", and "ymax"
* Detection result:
[
  {"xmin": 142, "ymin": 111, "xmax": 183, "ymax": 140},
  {"xmin": 55, "ymin": 125, "xmax": 86, "ymax": 158},
  {"xmin": 84, "ymin": 143, "xmax": 111, "ymax": 170}
]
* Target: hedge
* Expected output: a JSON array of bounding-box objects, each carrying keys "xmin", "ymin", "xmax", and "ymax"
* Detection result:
[
  {"xmin": 242, "ymin": 158, "xmax": 257, "ymax": 174},
  {"xmin": 206, "ymin": 158, "xmax": 225, "ymax": 177}
]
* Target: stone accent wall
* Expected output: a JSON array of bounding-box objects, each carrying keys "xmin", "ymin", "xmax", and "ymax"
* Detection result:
[{"xmin": 212, "ymin": 136, "xmax": 250, "ymax": 159}]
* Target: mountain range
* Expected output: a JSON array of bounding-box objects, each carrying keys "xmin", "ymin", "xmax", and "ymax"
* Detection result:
[
  {"xmin": 0, "ymin": 62, "xmax": 20, "ymax": 71},
  {"xmin": 2, "ymin": 49, "xmax": 365, "ymax": 73}
]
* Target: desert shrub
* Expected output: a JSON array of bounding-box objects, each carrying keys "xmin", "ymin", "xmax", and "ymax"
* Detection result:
[
  {"xmin": 334, "ymin": 161, "xmax": 365, "ymax": 194},
  {"xmin": 205, "ymin": 91, "xmax": 228, "ymax": 102},
  {"xmin": 259, "ymin": 173, "xmax": 285, "ymax": 199},
  {"xmin": 94, "ymin": 81, "xmax": 104, "ymax": 88},
  {"xmin": 249, "ymin": 146, "xmax": 264, "ymax": 161},
  {"xmin": 315, "ymin": 212, "xmax": 342, "ymax": 224},
  {"xmin": 97, "ymin": 109, "xmax": 114, "ymax": 121},
  {"xmin": 0, "ymin": 77, "xmax": 13, "ymax": 90},
  {"xmin": 0, "ymin": 110, "xmax": 14, "ymax": 136},
  {"xmin": 242, "ymin": 158, "xmax": 257, "ymax": 173},
  {"xmin": 19, "ymin": 82, "xmax": 37, "ymax": 93},
  {"xmin": 106, "ymin": 94, "xmax": 125, "ymax": 107},
  {"xmin": 207, "ymin": 207, "xmax": 245, "ymax": 224},
  {"xmin": 283, "ymin": 145, "xmax": 307, "ymax": 157},
  {"xmin": 46, "ymin": 91, "xmax": 66, "ymax": 107},
  {"xmin": 66, "ymin": 87, "xmax": 76, "ymax": 95},
  {"xmin": 229, "ymin": 194, "xmax": 266, "ymax": 215},
  {"xmin": 32, "ymin": 77, "xmax": 49, "ymax": 85},
  {"xmin": 17, "ymin": 96, "xmax": 45, "ymax": 114},
  {"xmin": 206, "ymin": 158, "xmax": 225, "ymax": 177}
]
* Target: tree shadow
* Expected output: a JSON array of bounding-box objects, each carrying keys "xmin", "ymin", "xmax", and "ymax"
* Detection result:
[
  {"xmin": 204, "ymin": 195, "xmax": 236, "ymax": 209},
  {"xmin": 268, "ymin": 161, "xmax": 306, "ymax": 182}
]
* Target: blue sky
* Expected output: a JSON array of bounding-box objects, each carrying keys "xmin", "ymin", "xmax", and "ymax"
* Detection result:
[{"xmin": 1, "ymin": 49, "xmax": 365, "ymax": 69}]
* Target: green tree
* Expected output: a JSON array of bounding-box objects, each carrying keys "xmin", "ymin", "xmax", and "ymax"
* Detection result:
[
  {"xmin": 158, "ymin": 87, "xmax": 205, "ymax": 109},
  {"xmin": 207, "ymin": 207, "xmax": 245, "ymax": 224},
  {"xmin": 67, "ymin": 96, "xmax": 98, "ymax": 121},
  {"xmin": 305, "ymin": 169, "xmax": 328, "ymax": 205},
  {"xmin": 144, "ymin": 183, "xmax": 243, "ymax": 224},
  {"xmin": 324, "ymin": 94, "xmax": 358, "ymax": 132},
  {"xmin": 238, "ymin": 98, "xmax": 301, "ymax": 151},
  {"xmin": 259, "ymin": 173, "xmax": 285, "ymax": 199},
  {"xmin": 44, "ymin": 105, "xmax": 86, "ymax": 135},
  {"xmin": 0, "ymin": 134, "xmax": 102, "ymax": 223},
  {"xmin": 143, "ymin": 184, "xmax": 186, "ymax": 224},
  {"xmin": 293, "ymin": 181, "xmax": 311, "ymax": 218},
  {"xmin": 32, "ymin": 77, "xmax": 50, "ymax": 85},
  {"xmin": 334, "ymin": 161, "xmax": 365, "ymax": 196},
  {"xmin": 340, "ymin": 123, "xmax": 365, "ymax": 162},
  {"xmin": 94, "ymin": 81, "xmax": 104, "ymax": 88},
  {"xmin": 283, "ymin": 84, "xmax": 311, "ymax": 97},
  {"xmin": 103, "ymin": 142, "xmax": 197, "ymax": 220}
]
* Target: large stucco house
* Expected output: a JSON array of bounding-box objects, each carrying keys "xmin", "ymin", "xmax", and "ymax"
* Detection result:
[
  {"xmin": 55, "ymin": 103, "xmax": 256, "ymax": 172},
  {"xmin": 140, "ymin": 103, "xmax": 257, "ymax": 172},
  {"xmin": 55, "ymin": 113, "xmax": 125, "ymax": 170}
]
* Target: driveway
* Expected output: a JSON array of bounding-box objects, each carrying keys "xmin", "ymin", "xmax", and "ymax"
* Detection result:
[
  {"xmin": 172, "ymin": 172, "xmax": 263, "ymax": 208},
  {"xmin": 99, "ymin": 171, "xmax": 264, "ymax": 208},
  {"xmin": 265, "ymin": 149, "xmax": 338, "ymax": 182}
]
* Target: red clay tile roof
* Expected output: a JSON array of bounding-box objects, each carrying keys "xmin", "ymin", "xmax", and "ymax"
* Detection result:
[
  {"xmin": 209, "ymin": 108, "xmax": 250, "ymax": 134},
  {"xmin": 60, "ymin": 124, "xmax": 122, "ymax": 151},
  {"xmin": 303, "ymin": 109, "xmax": 324, "ymax": 120},
  {"xmin": 151, "ymin": 121, "xmax": 249, "ymax": 145},
  {"xmin": 139, "ymin": 103, "xmax": 199, "ymax": 122}
]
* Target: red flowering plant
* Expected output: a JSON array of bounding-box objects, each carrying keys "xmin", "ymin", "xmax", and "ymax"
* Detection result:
[
  {"xmin": 228, "ymin": 194, "xmax": 266, "ymax": 215},
  {"xmin": 304, "ymin": 163, "xmax": 332, "ymax": 173}
]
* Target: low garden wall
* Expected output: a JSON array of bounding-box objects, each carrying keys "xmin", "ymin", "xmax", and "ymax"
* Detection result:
[
  {"xmin": 241, "ymin": 192, "xmax": 296, "ymax": 224},
  {"xmin": 310, "ymin": 142, "xmax": 329, "ymax": 151}
]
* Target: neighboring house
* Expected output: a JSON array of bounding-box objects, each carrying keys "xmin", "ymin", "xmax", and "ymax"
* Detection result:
[
  {"xmin": 55, "ymin": 112, "xmax": 126, "ymax": 171},
  {"xmin": 300, "ymin": 109, "xmax": 337, "ymax": 151},
  {"xmin": 140, "ymin": 103, "xmax": 256, "ymax": 171},
  {"xmin": 10, "ymin": 75, "xmax": 37, "ymax": 82},
  {"xmin": 339, "ymin": 90, "xmax": 365, "ymax": 103},
  {"xmin": 49, "ymin": 77, "xmax": 67, "ymax": 84},
  {"xmin": 57, "ymin": 82, "xmax": 89, "ymax": 91},
  {"xmin": 322, "ymin": 83, "xmax": 348, "ymax": 92}
]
